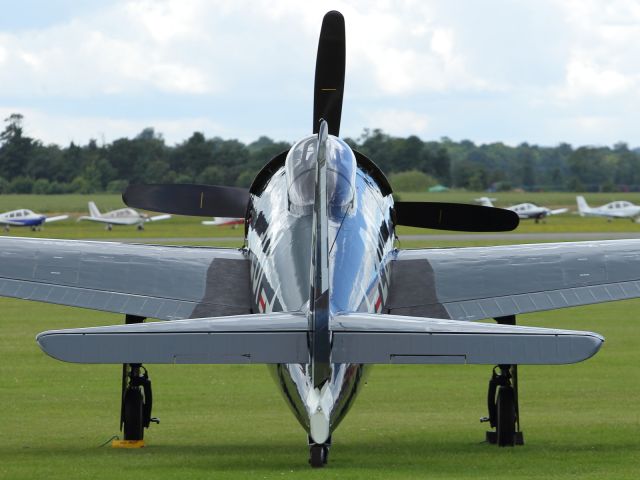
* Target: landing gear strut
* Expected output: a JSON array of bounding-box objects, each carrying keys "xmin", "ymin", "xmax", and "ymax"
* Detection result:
[
  {"xmin": 120, "ymin": 315, "xmax": 158, "ymax": 440},
  {"xmin": 481, "ymin": 315, "xmax": 524, "ymax": 447},
  {"xmin": 308, "ymin": 436, "xmax": 331, "ymax": 468}
]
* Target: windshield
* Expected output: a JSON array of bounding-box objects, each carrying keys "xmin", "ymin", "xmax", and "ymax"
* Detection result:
[{"xmin": 285, "ymin": 134, "xmax": 356, "ymax": 216}]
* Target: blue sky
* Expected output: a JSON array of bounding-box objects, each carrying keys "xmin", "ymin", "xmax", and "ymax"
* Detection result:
[{"xmin": 0, "ymin": 0, "xmax": 639, "ymax": 147}]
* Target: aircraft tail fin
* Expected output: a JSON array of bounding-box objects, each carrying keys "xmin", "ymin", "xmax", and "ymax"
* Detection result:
[
  {"xmin": 576, "ymin": 196, "xmax": 590, "ymax": 216},
  {"xmin": 88, "ymin": 201, "xmax": 101, "ymax": 218},
  {"xmin": 474, "ymin": 197, "xmax": 496, "ymax": 207}
]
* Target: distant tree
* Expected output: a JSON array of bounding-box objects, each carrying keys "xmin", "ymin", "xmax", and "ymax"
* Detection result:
[
  {"xmin": 106, "ymin": 179, "xmax": 129, "ymax": 194},
  {"xmin": 32, "ymin": 178, "xmax": 51, "ymax": 194},
  {"xmin": 199, "ymin": 165, "xmax": 224, "ymax": 185},
  {"xmin": 70, "ymin": 176, "xmax": 91, "ymax": 194},
  {"xmin": 0, "ymin": 113, "xmax": 35, "ymax": 178},
  {"xmin": 9, "ymin": 175, "xmax": 33, "ymax": 193},
  {"xmin": 389, "ymin": 170, "xmax": 437, "ymax": 191}
]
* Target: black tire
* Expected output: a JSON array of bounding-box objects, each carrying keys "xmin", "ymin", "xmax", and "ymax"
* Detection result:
[
  {"xmin": 123, "ymin": 387, "xmax": 144, "ymax": 440},
  {"xmin": 496, "ymin": 385, "xmax": 516, "ymax": 446},
  {"xmin": 309, "ymin": 444, "xmax": 327, "ymax": 468}
]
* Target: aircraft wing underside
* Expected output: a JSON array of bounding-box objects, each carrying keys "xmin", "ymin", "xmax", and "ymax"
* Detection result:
[
  {"xmin": 387, "ymin": 239, "xmax": 640, "ymax": 321},
  {"xmin": 77, "ymin": 216, "xmax": 139, "ymax": 225},
  {"xmin": 36, "ymin": 312, "xmax": 602, "ymax": 365},
  {"xmin": 0, "ymin": 237, "xmax": 252, "ymax": 320}
]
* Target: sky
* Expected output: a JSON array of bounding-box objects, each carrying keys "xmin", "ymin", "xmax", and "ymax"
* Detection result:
[{"xmin": 0, "ymin": 0, "xmax": 639, "ymax": 148}]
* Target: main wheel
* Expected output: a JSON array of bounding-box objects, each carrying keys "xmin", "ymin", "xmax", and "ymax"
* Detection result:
[
  {"xmin": 123, "ymin": 387, "xmax": 144, "ymax": 440},
  {"xmin": 496, "ymin": 385, "xmax": 516, "ymax": 446},
  {"xmin": 309, "ymin": 444, "xmax": 327, "ymax": 468}
]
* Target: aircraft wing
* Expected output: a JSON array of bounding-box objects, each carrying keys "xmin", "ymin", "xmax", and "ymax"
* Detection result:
[
  {"xmin": 77, "ymin": 216, "xmax": 137, "ymax": 225},
  {"xmin": 0, "ymin": 237, "xmax": 251, "ymax": 320},
  {"xmin": 147, "ymin": 214, "xmax": 171, "ymax": 222},
  {"xmin": 45, "ymin": 215, "xmax": 69, "ymax": 223},
  {"xmin": 387, "ymin": 240, "xmax": 640, "ymax": 321},
  {"xmin": 36, "ymin": 311, "xmax": 601, "ymax": 365},
  {"xmin": 549, "ymin": 208, "xmax": 568, "ymax": 215}
]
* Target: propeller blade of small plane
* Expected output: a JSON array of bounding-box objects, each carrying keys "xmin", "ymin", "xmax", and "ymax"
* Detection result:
[
  {"xmin": 394, "ymin": 202, "xmax": 520, "ymax": 232},
  {"xmin": 123, "ymin": 184, "xmax": 249, "ymax": 218},
  {"xmin": 313, "ymin": 10, "xmax": 345, "ymax": 136}
]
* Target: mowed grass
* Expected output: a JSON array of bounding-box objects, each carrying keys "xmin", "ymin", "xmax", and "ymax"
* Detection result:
[{"xmin": 1, "ymin": 298, "xmax": 639, "ymax": 479}]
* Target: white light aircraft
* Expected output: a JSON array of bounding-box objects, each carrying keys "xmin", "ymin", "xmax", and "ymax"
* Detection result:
[
  {"xmin": 0, "ymin": 209, "xmax": 68, "ymax": 232},
  {"xmin": 476, "ymin": 197, "xmax": 568, "ymax": 223},
  {"xmin": 78, "ymin": 201, "xmax": 171, "ymax": 230},
  {"xmin": 576, "ymin": 196, "xmax": 640, "ymax": 221}
]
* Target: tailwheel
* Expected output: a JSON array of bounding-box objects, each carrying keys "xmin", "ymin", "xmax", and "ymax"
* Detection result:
[{"xmin": 309, "ymin": 443, "xmax": 329, "ymax": 468}]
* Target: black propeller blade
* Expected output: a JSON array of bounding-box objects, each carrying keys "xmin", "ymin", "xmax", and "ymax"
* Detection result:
[
  {"xmin": 394, "ymin": 201, "xmax": 519, "ymax": 232},
  {"xmin": 313, "ymin": 10, "xmax": 345, "ymax": 136},
  {"xmin": 123, "ymin": 184, "xmax": 250, "ymax": 218}
]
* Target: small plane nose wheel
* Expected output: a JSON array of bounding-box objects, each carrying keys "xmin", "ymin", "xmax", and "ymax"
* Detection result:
[
  {"xmin": 137, "ymin": 224, "xmax": 144, "ymax": 231},
  {"xmin": 308, "ymin": 436, "xmax": 331, "ymax": 468}
]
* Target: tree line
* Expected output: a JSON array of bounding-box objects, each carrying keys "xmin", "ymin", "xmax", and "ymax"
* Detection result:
[{"xmin": 1, "ymin": 113, "xmax": 639, "ymax": 194}]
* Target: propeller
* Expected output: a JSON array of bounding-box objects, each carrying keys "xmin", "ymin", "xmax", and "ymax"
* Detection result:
[
  {"xmin": 313, "ymin": 10, "xmax": 345, "ymax": 136},
  {"xmin": 123, "ymin": 184, "xmax": 249, "ymax": 218},
  {"xmin": 394, "ymin": 202, "xmax": 520, "ymax": 232}
]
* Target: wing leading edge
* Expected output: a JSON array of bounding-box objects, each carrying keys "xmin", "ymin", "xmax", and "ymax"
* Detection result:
[
  {"xmin": 387, "ymin": 240, "xmax": 640, "ymax": 321},
  {"xmin": 37, "ymin": 312, "xmax": 602, "ymax": 365}
]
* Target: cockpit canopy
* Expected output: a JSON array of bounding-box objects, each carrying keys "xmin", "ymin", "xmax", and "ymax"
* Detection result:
[{"xmin": 285, "ymin": 134, "xmax": 356, "ymax": 216}]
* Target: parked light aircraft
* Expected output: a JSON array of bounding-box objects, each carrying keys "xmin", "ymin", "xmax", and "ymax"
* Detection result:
[
  {"xmin": 475, "ymin": 197, "xmax": 568, "ymax": 223},
  {"xmin": 2, "ymin": 11, "xmax": 640, "ymax": 468},
  {"xmin": 0, "ymin": 209, "xmax": 68, "ymax": 232},
  {"xmin": 77, "ymin": 201, "xmax": 171, "ymax": 230},
  {"xmin": 577, "ymin": 195, "xmax": 640, "ymax": 221},
  {"xmin": 202, "ymin": 217, "xmax": 244, "ymax": 227}
]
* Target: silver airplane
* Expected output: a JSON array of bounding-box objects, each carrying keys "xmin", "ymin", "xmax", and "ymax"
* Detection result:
[
  {"xmin": 1, "ymin": 11, "xmax": 639, "ymax": 468},
  {"xmin": 475, "ymin": 197, "xmax": 568, "ymax": 223},
  {"xmin": 577, "ymin": 195, "xmax": 640, "ymax": 221}
]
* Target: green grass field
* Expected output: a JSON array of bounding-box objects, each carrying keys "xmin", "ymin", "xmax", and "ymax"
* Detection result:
[{"xmin": 0, "ymin": 195, "xmax": 639, "ymax": 479}]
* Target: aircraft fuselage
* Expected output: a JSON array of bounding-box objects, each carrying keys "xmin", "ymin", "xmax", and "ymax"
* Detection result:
[{"xmin": 246, "ymin": 134, "xmax": 395, "ymax": 442}]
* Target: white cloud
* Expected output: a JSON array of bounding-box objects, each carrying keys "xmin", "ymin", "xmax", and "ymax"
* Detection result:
[
  {"xmin": 0, "ymin": 1, "xmax": 639, "ymax": 146},
  {"xmin": 563, "ymin": 58, "xmax": 633, "ymax": 98},
  {"xmin": 0, "ymin": 106, "xmax": 226, "ymax": 145},
  {"xmin": 361, "ymin": 108, "xmax": 429, "ymax": 137}
]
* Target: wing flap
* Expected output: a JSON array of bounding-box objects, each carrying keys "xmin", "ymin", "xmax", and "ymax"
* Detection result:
[
  {"xmin": 37, "ymin": 312, "xmax": 308, "ymax": 364},
  {"xmin": 331, "ymin": 313, "xmax": 603, "ymax": 365}
]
